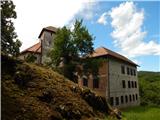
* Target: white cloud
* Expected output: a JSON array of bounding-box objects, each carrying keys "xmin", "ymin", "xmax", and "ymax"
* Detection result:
[
  {"xmin": 13, "ymin": 0, "xmax": 97, "ymax": 51},
  {"xmin": 107, "ymin": 2, "xmax": 160, "ymax": 58},
  {"xmin": 97, "ymin": 12, "xmax": 108, "ymax": 25}
]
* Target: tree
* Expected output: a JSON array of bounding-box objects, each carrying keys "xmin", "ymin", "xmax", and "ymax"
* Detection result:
[
  {"xmin": 1, "ymin": 0, "xmax": 21, "ymax": 56},
  {"xmin": 48, "ymin": 20, "xmax": 94, "ymax": 81},
  {"xmin": 25, "ymin": 54, "xmax": 37, "ymax": 63}
]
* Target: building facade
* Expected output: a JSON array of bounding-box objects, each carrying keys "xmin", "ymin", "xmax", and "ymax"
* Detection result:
[
  {"xmin": 19, "ymin": 26, "xmax": 140, "ymax": 108},
  {"xmin": 78, "ymin": 47, "xmax": 140, "ymax": 108}
]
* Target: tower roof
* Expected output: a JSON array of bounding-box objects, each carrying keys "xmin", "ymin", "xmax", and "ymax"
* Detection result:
[{"xmin": 38, "ymin": 26, "xmax": 58, "ymax": 38}]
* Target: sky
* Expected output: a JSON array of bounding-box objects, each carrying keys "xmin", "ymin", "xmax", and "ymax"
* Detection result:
[{"xmin": 13, "ymin": 0, "xmax": 160, "ymax": 72}]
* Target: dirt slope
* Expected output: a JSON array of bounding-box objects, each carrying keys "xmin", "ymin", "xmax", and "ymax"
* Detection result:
[{"xmin": 2, "ymin": 55, "xmax": 109, "ymax": 120}]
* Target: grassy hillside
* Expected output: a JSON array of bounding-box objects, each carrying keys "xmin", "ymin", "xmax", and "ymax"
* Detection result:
[
  {"xmin": 138, "ymin": 71, "xmax": 160, "ymax": 106},
  {"xmin": 2, "ymin": 54, "xmax": 111, "ymax": 120},
  {"xmin": 123, "ymin": 106, "xmax": 160, "ymax": 120}
]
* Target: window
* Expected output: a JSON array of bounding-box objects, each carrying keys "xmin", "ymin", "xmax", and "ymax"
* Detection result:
[
  {"xmin": 93, "ymin": 77, "xmax": 99, "ymax": 88},
  {"xmin": 83, "ymin": 78, "xmax": 88, "ymax": 87},
  {"xmin": 135, "ymin": 70, "xmax": 136, "ymax": 76},
  {"xmin": 116, "ymin": 97, "xmax": 119, "ymax": 105},
  {"xmin": 125, "ymin": 95, "xmax": 128, "ymax": 103},
  {"xmin": 132, "ymin": 81, "xmax": 134, "ymax": 88},
  {"xmin": 121, "ymin": 65, "xmax": 125, "ymax": 74},
  {"xmin": 129, "ymin": 95, "xmax": 132, "ymax": 102},
  {"xmin": 122, "ymin": 80, "xmax": 126, "ymax": 88},
  {"xmin": 127, "ymin": 67, "xmax": 130, "ymax": 75},
  {"xmin": 136, "ymin": 94, "xmax": 138, "ymax": 100},
  {"xmin": 133, "ymin": 69, "xmax": 136, "ymax": 76},
  {"xmin": 121, "ymin": 96, "xmax": 124, "ymax": 104},
  {"xmin": 133, "ymin": 94, "xmax": 135, "ymax": 101},
  {"xmin": 128, "ymin": 81, "xmax": 131, "ymax": 88},
  {"xmin": 130, "ymin": 69, "xmax": 133, "ymax": 76},
  {"xmin": 135, "ymin": 81, "xmax": 137, "ymax": 88},
  {"xmin": 110, "ymin": 97, "xmax": 114, "ymax": 106}
]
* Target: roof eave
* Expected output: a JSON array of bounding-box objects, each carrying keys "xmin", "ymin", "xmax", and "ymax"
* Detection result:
[{"xmin": 38, "ymin": 28, "xmax": 56, "ymax": 38}]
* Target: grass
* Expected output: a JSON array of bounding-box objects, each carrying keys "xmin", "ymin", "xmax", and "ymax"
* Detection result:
[
  {"xmin": 106, "ymin": 106, "xmax": 160, "ymax": 120},
  {"xmin": 122, "ymin": 106, "xmax": 160, "ymax": 120}
]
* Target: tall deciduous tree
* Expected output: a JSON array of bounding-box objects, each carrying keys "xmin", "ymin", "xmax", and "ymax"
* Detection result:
[
  {"xmin": 48, "ymin": 20, "xmax": 94, "ymax": 81},
  {"xmin": 1, "ymin": 0, "xmax": 21, "ymax": 56}
]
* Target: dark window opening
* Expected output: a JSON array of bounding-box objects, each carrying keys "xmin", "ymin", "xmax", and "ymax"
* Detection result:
[
  {"xmin": 129, "ymin": 95, "xmax": 132, "ymax": 102},
  {"xmin": 132, "ymin": 81, "xmax": 134, "ymax": 88},
  {"xmin": 83, "ymin": 78, "xmax": 88, "ymax": 87},
  {"xmin": 121, "ymin": 65, "xmax": 125, "ymax": 74},
  {"xmin": 136, "ymin": 94, "xmax": 138, "ymax": 100},
  {"xmin": 135, "ymin": 81, "xmax": 137, "ymax": 88},
  {"xmin": 130, "ymin": 69, "xmax": 133, "ymax": 76},
  {"xmin": 125, "ymin": 95, "xmax": 128, "ymax": 103},
  {"xmin": 121, "ymin": 96, "xmax": 124, "ymax": 104},
  {"xmin": 128, "ymin": 81, "xmax": 131, "ymax": 88},
  {"xmin": 122, "ymin": 80, "xmax": 126, "ymax": 88},
  {"xmin": 93, "ymin": 77, "xmax": 99, "ymax": 88},
  {"xmin": 133, "ymin": 94, "xmax": 135, "ymax": 101},
  {"xmin": 127, "ymin": 67, "xmax": 130, "ymax": 75},
  {"xmin": 133, "ymin": 69, "xmax": 136, "ymax": 76},
  {"xmin": 110, "ymin": 97, "xmax": 114, "ymax": 106},
  {"xmin": 116, "ymin": 97, "xmax": 119, "ymax": 105}
]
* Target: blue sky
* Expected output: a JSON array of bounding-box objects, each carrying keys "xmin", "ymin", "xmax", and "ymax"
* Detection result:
[
  {"xmin": 14, "ymin": 0, "xmax": 160, "ymax": 72},
  {"xmin": 75, "ymin": 1, "xmax": 160, "ymax": 72}
]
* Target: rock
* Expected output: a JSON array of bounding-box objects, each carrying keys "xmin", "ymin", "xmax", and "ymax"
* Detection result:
[
  {"xmin": 14, "ymin": 71, "xmax": 32, "ymax": 87},
  {"xmin": 37, "ymin": 90, "xmax": 53, "ymax": 103}
]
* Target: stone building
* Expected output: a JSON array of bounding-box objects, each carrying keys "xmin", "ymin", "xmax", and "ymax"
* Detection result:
[
  {"xmin": 19, "ymin": 26, "xmax": 140, "ymax": 108},
  {"xmin": 19, "ymin": 26, "xmax": 57, "ymax": 63},
  {"xmin": 78, "ymin": 47, "xmax": 140, "ymax": 108}
]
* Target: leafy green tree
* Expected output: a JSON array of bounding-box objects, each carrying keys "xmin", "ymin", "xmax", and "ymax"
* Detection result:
[
  {"xmin": 48, "ymin": 20, "xmax": 95, "ymax": 81},
  {"xmin": 138, "ymin": 71, "xmax": 160, "ymax": 106},
  {"xmin": 1, "ymin": 0, "xmax": 21, "ymax": 56},
  {"xmin": 25, "ymin": 54, "xmax": 37, "ymax": 63}
]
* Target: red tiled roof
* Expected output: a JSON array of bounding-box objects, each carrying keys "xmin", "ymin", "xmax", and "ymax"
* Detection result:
[
  {"xmin": 38, "ymin": 26, "xmax": 58, "ymax": 38},
  {"xmin": 90, "ymin": 47, "xmax": 138, "ymax": 66},
  {"xmin": 21, "ymin": 42, "xmax": 41, "ymax": 54}
]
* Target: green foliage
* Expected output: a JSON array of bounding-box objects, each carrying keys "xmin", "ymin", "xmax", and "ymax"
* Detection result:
[
  {"xmin": 48, "ymin": 19, "xmax": 94, "ymax": 80},
  {"xmin": 138, "ymin": 71, "xmax": 160, "ymax": 106},
  {"xmin": 83, "ymin": 58, "xmax": 107, "ymax": 76},
  {"xmin": 25, "ymin": 54, "xmax": 37, "ymax": 63},
  {"xmin": 1, "ymin": 0, "xmax": 22, "ymax": 56},
  {"xmin": 122, "ymin": 106, "xmax": 160, "ymax": 120}
]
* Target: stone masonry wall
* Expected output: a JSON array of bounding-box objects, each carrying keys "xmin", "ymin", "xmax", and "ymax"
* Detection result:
[
  {"xmin": 40, "ymin": 31, "xmax": 56, "ymax": 64},
  {"xmin": 108, "ymin": 57, "xmax": 140, "ymax": 108}
]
